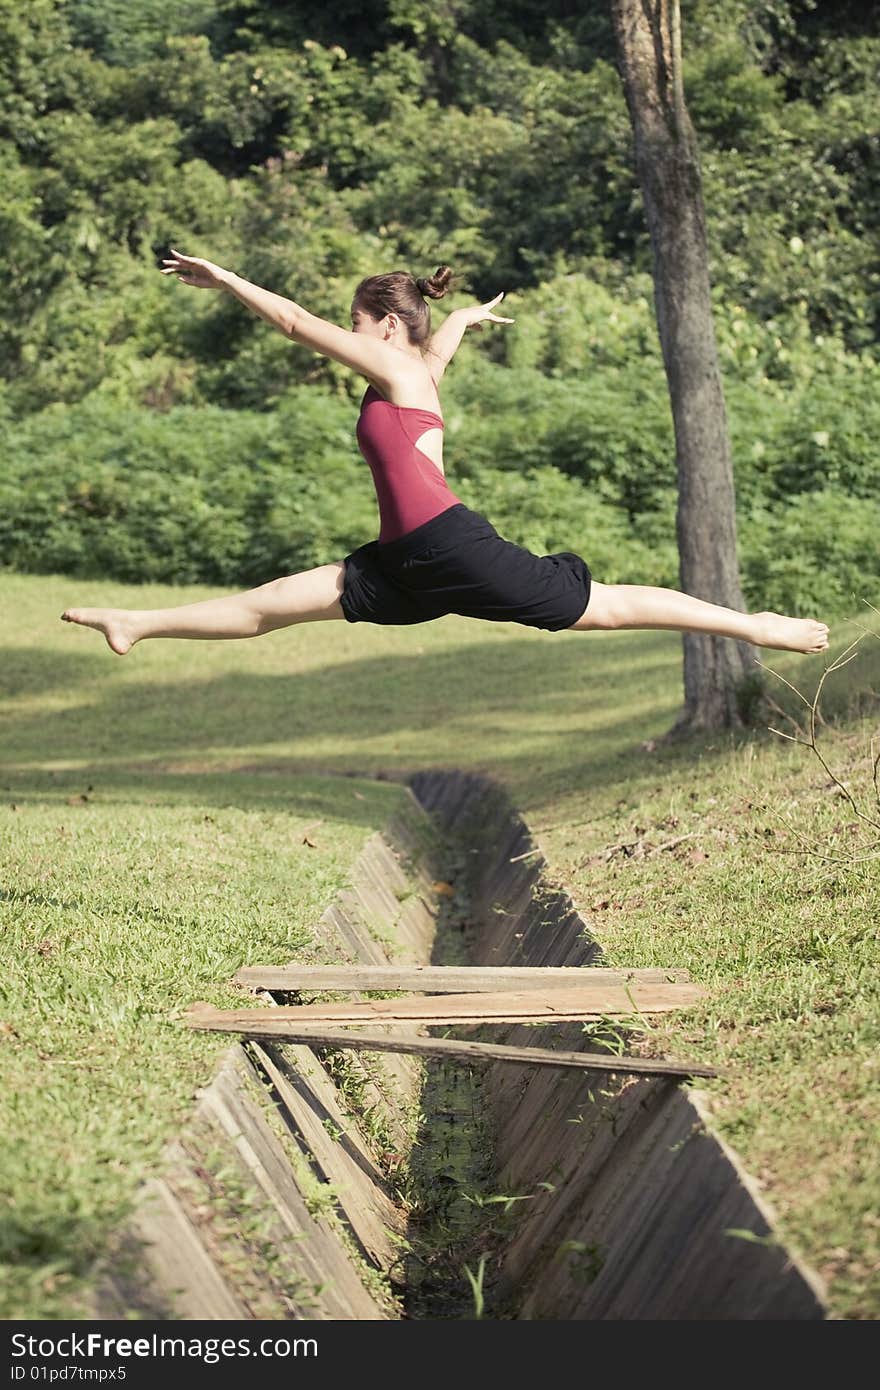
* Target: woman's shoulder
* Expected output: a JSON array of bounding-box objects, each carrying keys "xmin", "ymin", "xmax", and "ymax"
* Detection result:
[{"xmin": 378, "ymin": 359, "xmax": 442, "ymax": 413}]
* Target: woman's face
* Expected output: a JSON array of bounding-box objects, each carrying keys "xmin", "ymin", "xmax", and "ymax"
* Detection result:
[{"xmin": 350, "ymin": 305, "xmax": 386, "ymax": 337}]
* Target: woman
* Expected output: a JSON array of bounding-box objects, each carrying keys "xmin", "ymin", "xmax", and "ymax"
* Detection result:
[{"xmin": 62, "ymin": 251, "xmax": 828, "ymax": 656}]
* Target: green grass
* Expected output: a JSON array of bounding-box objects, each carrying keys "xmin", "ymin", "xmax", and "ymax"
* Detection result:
[{"xmin": 1, "ymin": 570, "xmax": 878, "ymax": 1319}]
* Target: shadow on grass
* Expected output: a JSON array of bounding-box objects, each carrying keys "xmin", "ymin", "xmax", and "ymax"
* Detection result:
[
  {"xmin": 0, "ymin": 628, "xmax": 716, "ymax": 816},
  {"xmin": 0, "ymin": 768, "xmax": 408, "ymax": 837},
  {"xmin": 0, "ymin": 886, "xmax": 84, "ymax": 913},
  {"xmin": 3, "ymin": 631, "xmax": 680, "ymax": 753},
  {"xmin": 0, "ymin": 648, "xmax": 104, "ymax": 697},
  {"xmin": 4, "ymin": 623, "xmax": 865, "ymax": 821}
]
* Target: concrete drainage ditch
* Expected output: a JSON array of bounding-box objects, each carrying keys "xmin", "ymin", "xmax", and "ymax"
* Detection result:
[{"xmin": 94, "ymin": 771, "xmax": 827, "ymax": 1321}]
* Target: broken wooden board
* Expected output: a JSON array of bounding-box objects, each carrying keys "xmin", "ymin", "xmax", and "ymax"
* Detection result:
[
  {"xmin": 203, "ymin": 981, "xmax": 704, "ymax": 1028},
  {"xmin": 234, "ymin": 964, "xmax": 692, "ymax": 993},
  {"xmin": 184, "ymin": 1010, "xmax": 717, "ymax": 1079},
  {"xmin": 246, "ymin": 1039, "xmax": 406, "ymax": 1271}
]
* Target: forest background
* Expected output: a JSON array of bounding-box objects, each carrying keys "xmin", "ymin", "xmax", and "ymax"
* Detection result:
[{"xmin": 1, "ymin": 0, "xmax": 878, "ymax": 617}]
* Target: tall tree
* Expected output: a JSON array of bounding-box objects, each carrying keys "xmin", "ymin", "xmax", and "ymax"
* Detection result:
[{"xmin": 611, "ymin": 0, "xmax": 753, "ymax": 731}]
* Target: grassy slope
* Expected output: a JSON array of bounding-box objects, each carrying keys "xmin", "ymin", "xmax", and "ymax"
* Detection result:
[{"xmin": 1, "ymin": 571, "xmax": 878, "ymax": 1318}]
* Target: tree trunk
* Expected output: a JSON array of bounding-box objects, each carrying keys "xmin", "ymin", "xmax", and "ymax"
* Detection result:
[{"xmin": 611, "ymin": 0, "xmax": 754, "ymax": 732}]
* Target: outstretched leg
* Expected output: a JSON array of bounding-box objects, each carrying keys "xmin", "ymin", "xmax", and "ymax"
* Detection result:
[
  {"xmin": 62, "ymin": 562, "xmax": 346, "ymax": 655},
  {"xmin": 573, "ymin": 581, "xmax": 828, "ymax": 654}
]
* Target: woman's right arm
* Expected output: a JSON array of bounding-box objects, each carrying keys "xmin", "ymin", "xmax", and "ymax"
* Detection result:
[{"xmin": 161, "ymin": 250, "xmax": 405, "ymax": 389}]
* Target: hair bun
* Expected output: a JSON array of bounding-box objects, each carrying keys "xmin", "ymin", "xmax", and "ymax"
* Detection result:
[{"xmin": 416, "ymin": 264, "xmax": 453, "ymax": 300}]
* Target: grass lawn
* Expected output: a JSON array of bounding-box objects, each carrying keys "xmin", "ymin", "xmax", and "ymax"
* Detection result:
[{"xmin": 1, "ymin": 570, "xmax": 878, "ymax": 1319}]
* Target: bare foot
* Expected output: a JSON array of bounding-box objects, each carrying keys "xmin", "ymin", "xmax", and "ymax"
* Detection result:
[
  {"xmin": 61, "ymin": 608, "xmax": 140, "ymax": 655},
  {"xmin": 751, "ymin": 611, "xmax": 829, "ymax": 653}
]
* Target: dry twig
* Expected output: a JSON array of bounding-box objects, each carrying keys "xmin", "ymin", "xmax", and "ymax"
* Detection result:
[{"xmin": 757, "ymin": 626, "xmax": 880, "ymax": 866}]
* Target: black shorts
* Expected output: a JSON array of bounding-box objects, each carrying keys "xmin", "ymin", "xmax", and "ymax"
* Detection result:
[{"xmin": 340, "ymin": 504, "xmax": 591, "ymax": 631}]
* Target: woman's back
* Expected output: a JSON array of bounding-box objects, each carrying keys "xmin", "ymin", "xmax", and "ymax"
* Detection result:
[{"xmin": 356, "ymin": 386, "xmax": 460, "ymax": 543}]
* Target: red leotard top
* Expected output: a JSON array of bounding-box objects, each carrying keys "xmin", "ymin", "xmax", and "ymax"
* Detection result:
[{"xmin": 356, "ymin": 386, "xmax": 462, "ymax": 543}]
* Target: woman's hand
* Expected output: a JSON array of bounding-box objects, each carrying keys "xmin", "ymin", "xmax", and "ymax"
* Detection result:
[
  {"xmin": 160, "ymin": 249, "xmax": 229, "ymax": 291},
  {"xmin": 458, "ymin": 293, "xmax": 515, "ymax": 330}
]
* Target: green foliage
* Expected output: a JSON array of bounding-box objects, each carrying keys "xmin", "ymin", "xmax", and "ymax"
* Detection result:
[
  {"xmin": 67, "ymin": 0, "xmax": 222, "ymax": 66},
  {"xmin": 740, "ymin": 490, "xmax": 880, "ymax": 616},
  {"xmin": 455, "ymin": 466, "xmax": 677, "ymax": 589},
  {"xmin": 685, "ymin": 35, "xmax": 786, "ymax": 147},
  {"xmin": 0, "ymin": 393, "xmax": 377, "ymax": 584}
]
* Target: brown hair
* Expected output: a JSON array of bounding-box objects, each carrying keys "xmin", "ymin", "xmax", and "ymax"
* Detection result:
[{"xmin": 352, "ymin": 266, "xmax": 453, "ymax": 347}]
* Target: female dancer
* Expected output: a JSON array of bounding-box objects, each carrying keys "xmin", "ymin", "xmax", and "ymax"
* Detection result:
[{"xmin": 62, "ymin": 251, "xmax": 828, "ymax": 656}]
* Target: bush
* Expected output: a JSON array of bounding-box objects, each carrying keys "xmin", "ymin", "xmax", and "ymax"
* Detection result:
[
  {"xmin": 442, "ymin": 348, "xmax": 676, "ymax": 520},
  {"xmin": 740, "ymin": 489, "xmax": 880, "ymax": 616},
  {"xmin": 454, "ymin": 464, "xmax": 678, "ymax": 587},
  {"xmin": 0, "ymin": 386, "xmax": 679, "ymax": 590},
  {"xmin": 0, "ymin": 392, "xmax": 375, "ymax": 585}
]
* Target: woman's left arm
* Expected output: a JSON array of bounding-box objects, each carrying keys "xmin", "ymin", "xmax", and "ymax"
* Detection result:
[
  {"xmin": 425, "ymin": 293, "xmax": 514, "ymax": 383},
  {"xmin": 161, "ymin": 250, "xmax": 405, "ymax": 388}
]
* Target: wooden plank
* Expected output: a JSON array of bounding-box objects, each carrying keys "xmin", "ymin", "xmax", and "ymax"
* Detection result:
[
  {"xmin": 209, "ymin": 982, "xmax": 704, "ymax": 1027},
  {"xmin": 125, "ymin": 1176, "xmax": 248, "ymax": 1320},
  {"xmin": 201, "ymin": 1055, "xmax": 386, "ymax": 1320},
  {"xmin": 184, "ymin": 1010, "xmax": 717, "ymax": 1079},
  {"xmin": 234, "ymin": 964, "xmax": 692, "ymax": 993},
  {"xmin": 248, "ymin": 1040, "xmax": 405, "ymax": 1270},
  {"xmin": 253, "ymin": 1042, "xmax": 400, "ymax": 1197}
]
